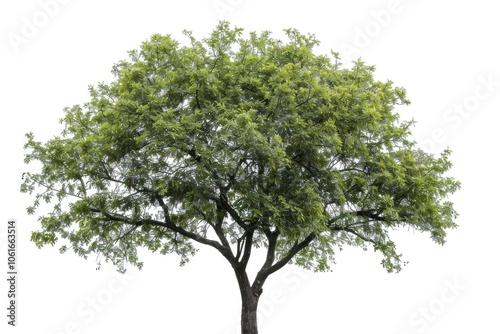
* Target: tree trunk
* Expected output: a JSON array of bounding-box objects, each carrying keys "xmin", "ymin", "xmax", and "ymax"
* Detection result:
[
  {"xmin": 235, "ymin": 268, "xmax": 261, "ymax": 334},
  {"xmin": 241, "ymin": 293, "xmax": 259, "ymax": 334}
]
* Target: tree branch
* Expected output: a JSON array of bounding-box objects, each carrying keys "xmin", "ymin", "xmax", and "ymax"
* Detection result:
[
  {"xmin": 259, "ymin": 229, "xmax": 279, "ymax": 272},
  {"xmin": 239, "ymin": 229, "xmax": 254, "ymax": 269},
  {"xmin": 329, "ymin": 222, "xmax": 378, "ymax": 246},
  {"xmin": 213, "ymin": 211, "xmax": 234, "ymax": 257},
  {"xmin": 252, "ymin": 232, "xmax": 314, "ymax": 293},
  {"xmin": 355, "ymin": 209, "xmax": 386, "ymax": 222},
  {"xmin": 265, "ymin": 232, "xmax": 315, "ymax": 277},
  {"xmin": 89, "ymin": 203, "xmax": 236, "ymax": 265},
  {"xmin": 343, "ymin": 227, "xmax": 377, "ymax": 245}
]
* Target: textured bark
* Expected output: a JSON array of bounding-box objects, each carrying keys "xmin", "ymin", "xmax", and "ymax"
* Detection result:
[
  {"xmin": 241, "ymin": 293, "xmax": 259, "ymax": 334},
  {"xmin": 235, "ymin": 268, "xmax": 261, "ymax": 334},
  {"xmin": 234, "ymin": 231, "xmax": 315, "ymax": 334}
]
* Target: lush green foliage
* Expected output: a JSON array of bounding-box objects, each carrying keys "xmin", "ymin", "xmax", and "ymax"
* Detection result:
[{"xmin": 22, "ymin": 22, "xmax": 460, "ymax": 274}]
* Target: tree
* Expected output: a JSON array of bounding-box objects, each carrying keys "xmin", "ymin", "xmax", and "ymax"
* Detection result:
[{"xmin": 21, "ymin": 22, "xmax": 460, "ymax": 334}]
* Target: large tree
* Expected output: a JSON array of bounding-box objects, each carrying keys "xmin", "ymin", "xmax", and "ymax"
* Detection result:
[{"xmin": 22, "ymin": 22, "xmax": 460, "ymax": 334}]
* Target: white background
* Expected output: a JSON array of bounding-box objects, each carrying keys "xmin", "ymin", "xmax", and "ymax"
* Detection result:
[{"xmin": 1, "ymin": 1, "xmax": 499, "ymax": 333}]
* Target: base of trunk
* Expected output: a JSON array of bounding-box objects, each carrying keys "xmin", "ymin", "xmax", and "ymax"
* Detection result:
[{"xmin": 241, "ymin": 299, "xmax": 258, "ymax": 334}]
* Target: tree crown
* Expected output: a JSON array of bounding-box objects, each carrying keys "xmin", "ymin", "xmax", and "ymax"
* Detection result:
[{"xmin": 22, "ymin": 22, "xmax": 460, "ymax": 274}]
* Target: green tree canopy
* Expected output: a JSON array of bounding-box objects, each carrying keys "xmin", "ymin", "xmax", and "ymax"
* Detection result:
[{"xmin": 22, "ymin": 22, "xmax": 460, "ymax": 334}]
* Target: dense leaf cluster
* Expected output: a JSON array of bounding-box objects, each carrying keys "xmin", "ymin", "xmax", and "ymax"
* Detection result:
[{"xmin": 22, "ymin": 22, "xmax": 459, "ymax": 274}]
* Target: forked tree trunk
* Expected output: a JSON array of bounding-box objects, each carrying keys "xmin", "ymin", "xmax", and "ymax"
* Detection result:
[{"xmin": 235, "ymin": 268, "xmax": 262, "ymax": 334}]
